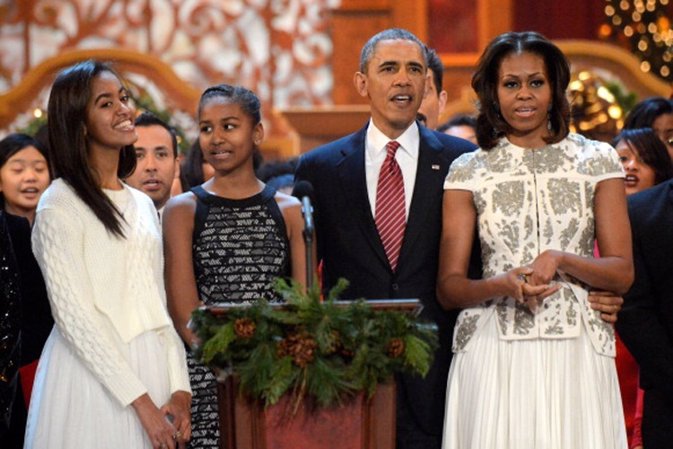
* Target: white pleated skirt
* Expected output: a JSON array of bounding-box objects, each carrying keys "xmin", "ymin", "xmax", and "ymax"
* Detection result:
[
  {"xmin": 24, "ymin": 326, "xmax": 173, "ymax": 449},
  {"xmin": 442, "ymin": 313, "xmax": 627, "ymax": 449}
]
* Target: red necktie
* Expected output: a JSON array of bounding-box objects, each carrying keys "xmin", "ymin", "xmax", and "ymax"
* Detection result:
[{"xmin": 375, "ymin": 141, "xmax": 406, "ymax": 271}]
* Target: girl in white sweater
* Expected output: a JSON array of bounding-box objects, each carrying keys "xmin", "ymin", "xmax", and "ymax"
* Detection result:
[{"xmin": 24, "ymin": 60, "xmax": 191, "ymax": 449}]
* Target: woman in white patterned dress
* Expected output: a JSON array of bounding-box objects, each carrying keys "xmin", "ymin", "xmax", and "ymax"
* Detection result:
[{"xmin": 437, "ymin": 32, "xmax": 633, "ymax": 449}]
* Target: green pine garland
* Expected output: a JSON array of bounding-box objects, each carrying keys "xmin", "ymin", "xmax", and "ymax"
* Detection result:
[{"xmin": 190, "ymin": 278, "xmax": 438, "ymax": 411}]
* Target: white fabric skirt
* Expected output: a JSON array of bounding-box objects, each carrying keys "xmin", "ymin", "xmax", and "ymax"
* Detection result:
[
  {"xmin": 442, "ymin": 313, "xmax": 627, "ymax": 449},
  {"xmin": 24, "ymin": 326, "xmax": 172, "ymax": 449}
]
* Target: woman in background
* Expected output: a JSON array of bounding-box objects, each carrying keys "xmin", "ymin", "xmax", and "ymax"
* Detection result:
[
  {"xmin": 614, "ymin": 127, "xmax": 673, "ymax": 196},
  {"xmin": 163, "ymin": 84, "xmax": 307, "ymax": 448},
  {"xmin": 25, "ymin": 60, "xmax": 191, "ymax": 449},
  {"xmin": 0, "ymin": 134, "xmax": 50, "ymax": 226},
  {"xmin": 0, "ymin": 210, "xmax": 22, "ymax": 448},
  {"xmin": 623, "ymin": 97, "xmax": 673, "ymax": 160},
  {"xmin": 611, "ymin": 127, "xmax": 673, "ymax": 449},
  {"xmin": 0, "ymin": 133, "xmax": 53, "ymax": 448}
]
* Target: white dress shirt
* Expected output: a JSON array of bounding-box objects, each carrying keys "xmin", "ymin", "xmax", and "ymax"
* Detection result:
[{"xmin": 364, "ymin": 120, "xmax": 420, "ymax": 219}]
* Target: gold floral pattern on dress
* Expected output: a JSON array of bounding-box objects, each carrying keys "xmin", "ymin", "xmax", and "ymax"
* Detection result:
[
  {"xmin": 499, "ymin": 222, "xmax": 520, "ymax": 254},
  {"xmin": 548, "ymin": 178, "xmax": 580, "ymax": 215},
  {"xmin": 444, "ymin": 134, "xmax": 623, "ymax": 355},
  {"xmin": 493, "ymin": 182, "xmax": 524, "ymax": 217},
  {"xmin": 447, "ymin": 153, "xmax": 477, "ymax": 184},
  {"xmin": 566, "ymin": 300, "xmax": 578, "ymax": 326},
  {"xmin": 579, "ymin": 222, "xmax": 595, "ymax": 255},
  {"xmin": 559, "ymin": 218, "xmax": 580, "ymax": 249},
  {"xmin": 582, "ymin": 150, "xmax": 623, "ymax": 176},
  {"xmin": 542, "ymin": 215, "xmax": 554, "ymax": 245},
  {"xmin": 524, "ymin": 146, "xmax": 570, "ymax": 174},
  {"xmin": 512, "ymin": 303, "xmax": 536, "ymax": 335},
  {"xmin": 474, "ymin": 191, "xmax": 487, "ymax": 216},
  {"xmin": 544, "ymin": 322, "xmax": 564, "ymax": 335},
  {"xmin": 453, "ymin": 314, "xmax": 480, "ymax": 351}
]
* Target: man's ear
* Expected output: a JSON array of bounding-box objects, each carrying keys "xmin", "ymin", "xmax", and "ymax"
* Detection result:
[
  {"xmin": 422, "ymin": 72, "xmax": 432, "ymax": 99},
  {"xmin": 354, "ymin": 72, "xmax": 368, "ymax": 98},
  {"xmin": 438, "ymin": 90, "xmax": 448, "ymax": 115},
  {"xmin": 173, "ymin": 153, "xmax": 181, "ymax": 176}
]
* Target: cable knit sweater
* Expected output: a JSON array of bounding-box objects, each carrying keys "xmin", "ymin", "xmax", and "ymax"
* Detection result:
[{"xmin": 31, "ymin": 179, "xmax": 190, "ymax": 406}]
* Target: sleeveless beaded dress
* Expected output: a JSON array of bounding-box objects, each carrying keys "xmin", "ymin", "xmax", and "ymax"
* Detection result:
[{"xmin": 187, "ymin": 184, "xmax": 290, "ymax": 449}]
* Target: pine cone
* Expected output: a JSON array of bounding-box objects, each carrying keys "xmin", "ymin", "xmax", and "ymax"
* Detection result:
[
  {"xmin": 278, "ymin": 332, "xmax": 317, "ymax": 367},
  {"xmin": 293, "ymin": 336, "xmax": 317, "ymax": 368},
  {"xmin": 387, "ymin": 338, "xmax": 405, "ymax": 358},
  {"xmin": 234, "ymin": 318, "xmax": 256, "ymax": 339}
]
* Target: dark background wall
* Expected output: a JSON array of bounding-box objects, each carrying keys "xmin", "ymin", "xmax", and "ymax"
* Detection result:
[
  {"xmin": 512, "ymin": 1, "xmax": 606, "ymax": 40},
  {"xmin": 428, "ymin": 0, "xmax": 673, "ymax": 53}
]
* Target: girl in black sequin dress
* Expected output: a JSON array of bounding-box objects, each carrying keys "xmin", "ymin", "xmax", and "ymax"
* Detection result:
[{"xmin": 163, "ymin": 84, "xmax": 308, "ymax": 448}]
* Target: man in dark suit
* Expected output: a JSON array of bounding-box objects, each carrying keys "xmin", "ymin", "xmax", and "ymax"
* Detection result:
[
  {"xmin": 617, "ymin": 178, "xmax": 673, "ymax": 449},
  {"xmin": 295, "ymin": 28, "xmax": 477, "ymax": 449}
]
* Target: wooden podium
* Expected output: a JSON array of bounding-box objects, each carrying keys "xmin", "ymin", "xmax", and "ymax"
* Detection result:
[
  {"xmin": 207, "ymin": 299, "xmax": 422, "ymax": 449},
  {"xmin": 217, "ymin": 375, "xmax": 396, "ymax": 449}
]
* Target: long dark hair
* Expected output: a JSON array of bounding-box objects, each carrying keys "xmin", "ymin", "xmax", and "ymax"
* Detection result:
[
  {"xmin": 0, "ymin": 133, "xmax": 51, "ymax": 208},
  {"xmin": 47, "ymin": 60, "xmax": 136, "ymax": 238},
  {"xmin": 472, "ymin": 31, "xmax": 571, "ymax": 150},
  {"xmin": 612, "ymin": 128, "xmax": 673, "ymax": 185}
]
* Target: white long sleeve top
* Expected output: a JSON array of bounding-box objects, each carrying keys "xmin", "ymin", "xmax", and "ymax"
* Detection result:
[{"xmin": 32, "ymin": 178, "xmax": 190, "ymax": 406}]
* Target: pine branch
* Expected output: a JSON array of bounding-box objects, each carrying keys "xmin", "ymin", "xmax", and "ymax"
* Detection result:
[{"xmin": 192, "ymin": 277, "xmax": 438, "ymax": 412}]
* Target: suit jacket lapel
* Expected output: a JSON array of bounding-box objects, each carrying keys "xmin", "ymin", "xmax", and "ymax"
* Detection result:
[
  {"xmin": 398, "ymin": 127, "xmax": 446, "ymax": 265},
  {"xmin": 336, "ymin": 125, "xmax": 390, "ymax": 268}
]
